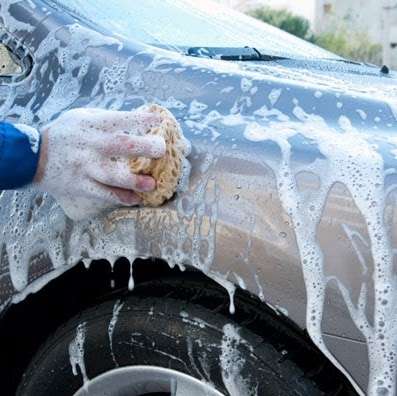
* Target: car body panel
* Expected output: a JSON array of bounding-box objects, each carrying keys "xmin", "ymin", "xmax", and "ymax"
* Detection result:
[{"xmin": 1, "ymin": 1, "xmax": 397, "ymax": 394}]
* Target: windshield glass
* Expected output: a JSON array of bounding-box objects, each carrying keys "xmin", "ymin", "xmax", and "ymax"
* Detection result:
[{"xmin": 49, "ymin": 0, "xmax": 339, "ymax": 60}]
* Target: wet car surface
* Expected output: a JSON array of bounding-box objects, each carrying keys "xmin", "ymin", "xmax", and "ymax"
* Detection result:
[{"xmin": 0, "ymin": 1, "xmax": 397, "ymax": 395}]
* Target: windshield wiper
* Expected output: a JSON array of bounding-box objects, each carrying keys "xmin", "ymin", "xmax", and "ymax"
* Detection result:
[{"xmin": 186, "ymin": 46, "xmax": 288, "ymax": 61}]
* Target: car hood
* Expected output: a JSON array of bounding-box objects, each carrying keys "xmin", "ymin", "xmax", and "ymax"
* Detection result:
[
  {"xmin": 237, "ymin": 58, "xmax": 397, "ymax": 102},
  {"xmin": 167, "ymin": 49, "xmax": 397, "ymax": 146},
  {"xmin": 150, "ymin": 45, "xmax": 397, "ymax": 137}
]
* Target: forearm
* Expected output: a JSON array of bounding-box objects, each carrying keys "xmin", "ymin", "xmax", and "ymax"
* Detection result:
[{"xmin": 0, "ymin": 122, "xmax": 41, "ymax": 190}]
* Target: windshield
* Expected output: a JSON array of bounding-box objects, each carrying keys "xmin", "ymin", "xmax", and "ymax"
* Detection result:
[{"xmin": 49, "ymin": 0, "xmax": 339, "ymax": 60}]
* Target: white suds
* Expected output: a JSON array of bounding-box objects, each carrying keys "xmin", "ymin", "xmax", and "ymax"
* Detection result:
[
  {"xmin": 189, "ymin": 100, "xmax": 208, "ymax": 115},
  {"xmin": 241, "ymin": 77, "xmax": 253, "ymax": 93},
  {"xmin": 268, "ymin": 88, "xmax": 282, "ymax": 107},
  {"xmin": 254, "ymin": 273, "xmax": 265, "ymax": 302},
  {"xmin": 233, "ymin": 272, "xmax": 247, "ymax": 290},
  {"xmin": 15, "ymin": 124, "xmax": 40, "ymax": 154},
  {"xmin": 108, "ymin": 299, "xmax": 124, "ymax": 367},
  {"xmin": 220, "ymin": 324, "xmax": 257, "ymax": 396},
  {"xmin": 69, "ymin": 322, "xmax": 88, "ymax": 385},
  {"xmin": 128, "ymin": 261, "xmax": 134, "ymax": 291},
  {"xmin": 356, "ymin": 109, "xmax": 368, "ymax": 120},
  {"xmin": 244, "ymin": 104, "xmax": 395, "ymax": 396},
  {"xmin": 211, "ymin": 273, "xmax": 236, "ymax": 315}
]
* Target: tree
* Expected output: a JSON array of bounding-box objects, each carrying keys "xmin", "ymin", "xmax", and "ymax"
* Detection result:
[
  {"xmin": 249, "ymin": 7, "xmax": 382, "ymax": 65},
  {"xmin": 249, "ymin": 7, "xmax": 313, "ymax": 40},
  {"xmin": 314, "ymin": 29, "xmax": 382, "ymax": 65}
]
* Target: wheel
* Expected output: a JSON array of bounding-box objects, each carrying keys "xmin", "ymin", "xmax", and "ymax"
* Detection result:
[{"xmin": 17, "ymin": 293, "xmax": 323, "ymax": 396}]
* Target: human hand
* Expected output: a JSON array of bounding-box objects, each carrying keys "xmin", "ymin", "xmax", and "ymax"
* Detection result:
[{"xmin": 33, "ymin": 107, "xmax": 166, "ymax": 220}]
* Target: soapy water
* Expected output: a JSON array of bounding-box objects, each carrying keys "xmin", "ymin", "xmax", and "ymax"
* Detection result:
[
  {"xmin": 70, "ymin": 309, "xmax": 258, "ymax": 396},
  {"xmin": 220, "ymin": 323, "xmax": 257, "ymax": 396},
  {"xmin": 108, "ymin": 299, "xmax": 124, "ymax": 367},
  {"xmin": 0, "ymin": 5, "xmax": 396, "ymax": 395},
  {"xmin": 69, "ymin": 322, "xmax": 89, "ymax": 384},
  {"xmin": 243, "ymin": 107, "xmax": 395, "ymax": 395},
  {"xmin": 180, "ymin": 311, "xmax": 258, "ymax": 394}
]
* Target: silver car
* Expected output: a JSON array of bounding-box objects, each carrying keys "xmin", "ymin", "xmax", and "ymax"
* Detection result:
[{"xmin": 0, "ymin": 1, "xmax": 396, "ymax": 395}]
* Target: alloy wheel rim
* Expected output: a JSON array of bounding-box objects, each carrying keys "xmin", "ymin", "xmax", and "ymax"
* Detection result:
[{"xmin": 73, "ymin": 365, "xmax": 224, "ymax": 396}]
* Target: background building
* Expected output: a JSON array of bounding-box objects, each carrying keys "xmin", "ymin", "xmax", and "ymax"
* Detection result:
[
  {"xmin": 314, "ymin": 0, "xmax": 397, "ymax": 67},
  {"xmin": 216, "ymin": 0, "xmax": 314, "ymax": 21},
  {"xmin": 216, "ymin": 0, "xmax": 397, "ymax": 68},
  {"xmin": 382, "ymin": 1, "xmax": 397, "ymax": 67}
]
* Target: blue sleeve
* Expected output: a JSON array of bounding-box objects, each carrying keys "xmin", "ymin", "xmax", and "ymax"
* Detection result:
[{"xmin": 0, "ymin": 122, "xmax": 41, "ymax": 190}]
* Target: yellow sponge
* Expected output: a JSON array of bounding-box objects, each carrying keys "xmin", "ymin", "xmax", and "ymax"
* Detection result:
[{"xmin": 129, "ymin": 104, "xmax": 186, "ymax": 206}]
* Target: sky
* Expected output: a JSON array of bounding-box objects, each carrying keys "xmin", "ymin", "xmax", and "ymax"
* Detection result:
[{"xmin": 216, "ymin": 0, "xmax": 315, "ymax": 23}]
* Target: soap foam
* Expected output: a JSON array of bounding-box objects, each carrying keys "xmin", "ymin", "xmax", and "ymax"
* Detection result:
[
  {"xmin": 243, "ymin": 105, "xmax": 395, "ymax": 396},
  {"xmin": 108, "ymin": 300, "xmax": 124, "ymax": 367},
  {"xmin": 220, "ymin": 323, "xmax": 257, "ymax": 396},
  {"xmin": 69, "ymin": 322, "xmax": 88, "ymax": 385}
]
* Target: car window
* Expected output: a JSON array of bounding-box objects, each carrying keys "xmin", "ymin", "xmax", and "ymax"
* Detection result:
[{"xmin": 48, "ymin": 0, "xmax": 339, "ymax": 60}]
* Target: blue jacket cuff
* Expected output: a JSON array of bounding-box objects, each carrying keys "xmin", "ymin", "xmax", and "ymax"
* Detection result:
[{"xmin": 0, "ymin": 122, "xmax": 41, "ymax": 190}]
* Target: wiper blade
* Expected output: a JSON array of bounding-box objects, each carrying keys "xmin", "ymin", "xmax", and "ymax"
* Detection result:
[
  {"xmin": 321, "ymin": 57, "xmax": 364, "ymax": 66},
  {"xmin": 186, "ymin": 46, "xmax": 288, "ymax": 61},
  {"xmin": 318, "ymin": 58, "xmax": 390, "ymax": 74}
]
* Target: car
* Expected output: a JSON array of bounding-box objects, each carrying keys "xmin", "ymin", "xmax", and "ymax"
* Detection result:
[{"xmin": 0, "ymin": 0, "xmax": 396, "ymax": 395}]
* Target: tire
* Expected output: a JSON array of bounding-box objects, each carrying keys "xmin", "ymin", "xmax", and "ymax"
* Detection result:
[{"xmin": 17, "ymin": 294, "xmax": 323, "ymax": 396}]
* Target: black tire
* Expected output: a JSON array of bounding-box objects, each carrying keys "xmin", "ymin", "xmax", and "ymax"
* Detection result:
[{"xmin": 17, "ymin": 294, "xmax": 323, "ymax": 396}]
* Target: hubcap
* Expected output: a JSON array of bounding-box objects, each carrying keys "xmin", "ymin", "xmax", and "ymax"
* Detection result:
[{"xmin": 74, "ymin": 365, "xmax": 224, "ymax": 396}]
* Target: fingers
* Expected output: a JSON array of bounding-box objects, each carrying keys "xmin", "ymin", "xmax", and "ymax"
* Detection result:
[
  {"xmin": 104, "ymin": 186, "xmax": 142, "ymax": 206},
  {"xmin": 87, "ymin": 158, "xmax": 156, "ymax": 192},
  {"xmin": 85, "ymin": 108, "xmax": 162, "ymax": 135},
  {"xmin": 66, "ymin": 107, "xmax": 169, "ymax": 158},
  {"xmin": 81, "ymin": 178, "xmax": 143, "ymax": 209},
  {"xmin": 98, "ymin": 134, "xmax": 166, "ymax": 159},
  {"xmin": 82, "ymin": 178, "xmax": 143, "ymax": 207},
  {"xmin": 56, "ymin": 186, "xmax": 141, "ymax": 221},
  {"xmin": 93, "ymin": 181, "xmax": 142, "ymax": 206}
]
